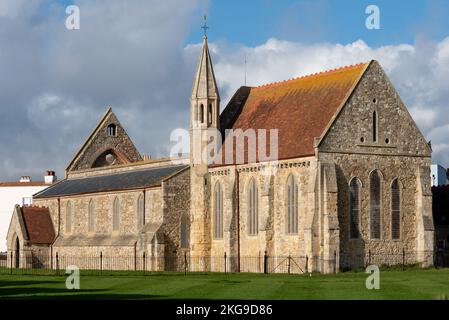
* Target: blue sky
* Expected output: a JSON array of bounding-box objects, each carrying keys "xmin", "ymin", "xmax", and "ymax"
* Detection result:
[
  {"xmin": 56, "ymin": 0, "xmax": 449, "ymax": 47},
  {"xmin": 189, "ymin": 0, "xmax": 449, "ymax": 46}
]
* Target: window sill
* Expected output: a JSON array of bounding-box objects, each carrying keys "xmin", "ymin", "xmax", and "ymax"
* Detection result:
[
  {"xmin": 357, "ymin": 143, "xmax": 396, "ymax": 149},
  {"xmin": 284, "ymin": 233, "xmax": 300, "ymax": 236}
]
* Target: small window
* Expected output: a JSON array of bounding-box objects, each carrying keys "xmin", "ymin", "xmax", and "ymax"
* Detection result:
[
  {"xmin": 200, "ymin": 104, "xmax": 204, "ymax": 124},
  {"xmin": 349, "ymin": 178, "xmax": 361, "ymax": 239},
  {"xmin": 113, "ymin": 197, "xmax": 120, "ymax": 232},
  {"xmin": 286, "ymin": 175, "xmax": 299, "ymax": 234},
  {"xmin": 370, "ymin": 171, "xmax": 381, "ymax": 239},
  {"xmin": 88, "ymin": 199, "xmax": 94, "ymax": 232},
  {"xmin": 137, "ymin": 194, "xmax": 144, "ymax": 228},
  {"xmin": 391, "ymin": 179, "xmax": 401, "ymax": 239},
  {"xmin": 372, "ymin": 111, "xmax": 377, "ymax": 142},
  {"xmin": 248, "ymin": 178, "xmax": 259, "ymax": 236},
  {"xmin": 66, "ymin": 201, "xmax": 72, "ymax": 233},
  {"xmin": 214, "ymin": 182, "xmax": 224, "ymax": 239},
  {"xmin": 208, "ymin": 104, "xmax": 213, "ymax": 125},
  {"xmin": 107, "ymin": 124, "xmax": 117, "ymax": 136}
]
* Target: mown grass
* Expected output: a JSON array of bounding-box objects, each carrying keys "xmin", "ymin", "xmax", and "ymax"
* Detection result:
[{"xmin": 0, "ymin": 268, "xmax": 449, "ymax": 300}]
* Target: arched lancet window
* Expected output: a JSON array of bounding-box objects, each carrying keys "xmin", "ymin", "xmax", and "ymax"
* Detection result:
[
  {"xmin": 349, "ymin": 178, "xmax": 362, "ymax": 239},
  {"xmin": 137, "ymin": 194, "xmax": 144, "ymax": 228},
  {"xmin": 370, "ymin": 171, "xmax": 381, "ymax": 239},
  {"xmin": 14, "ymin": 236, "xmax": 20, "ymax": 268},
  {"xmin": 286, "ymin": 175, "xmax": 299, "ymax": 234},
  {"xmin": 372, "ymin": 111, "xmax": 377, "ymax": 142},
  {"xmin": 200, "ymin": 104, "xmax": 204, "ymax": 124},
  {"xmin": 88, "ymin": 199, "xmax": 94, "ymax": 233},
  {"xmin": 248, "ymin": 178, "xmax": 259, "ymax": 236},
  {"xmin": 195, "ymin": 105, "xmax": 199, "ymax": 124},
  {"xmin": 214, "ymin": 182, "xmax": 223, "ymax": 239},
  {"xmin": 208, "ymin": 104, "xmax": 213, "ymax": 125},
  {"xmin": 66, "ymin": 201, "xmax": 72, "ymax": 233},
  {"xmin": 391, "ymin": 179, "xmax": 401, "ymax": 239},
  {"xmin": 107, "ymin": 123, "xmax": 117, "ymax": 137},
  {"xmin": 113, "ymin": 197, "xmax": 120, "ymax": 232}
]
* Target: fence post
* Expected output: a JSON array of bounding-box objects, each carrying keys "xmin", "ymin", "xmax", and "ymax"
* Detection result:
[
  {"xmin": 143, "ymin": 252, "xmax": 146, "ymax": 275},
  {"xmin": 305, "ymin": 255, "xmax": 309, "ymax": 273},
  {"xmin": 402, "ymin": 248, "xmax": 405, "ymax": 271},
  {"xmin": 10, "ymin": 251, "xmax": 13, "ymax": 274},
  {"xmin": 368, "ymin": 249, "xmax": 371, "ymax": 266},
  {"xmin": 100, "ymin": 252, "xmax": 103, "ymax": 275},
  {"xmin": 287, "ymin": 255, "xmax": 291, "ymax": 274},
  {"xmin": 184, "ymin": 252, "xmax": 187, "ymax": 276},
  {"xmin": 224, "ymin": 252, "xmax": 227, "ymax": 273},
  {"xmin": 263, "ymin": 251, "xmax": 268, "ymax": 274}
]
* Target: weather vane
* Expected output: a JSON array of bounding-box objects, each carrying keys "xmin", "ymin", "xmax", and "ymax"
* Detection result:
[{"xmin": 201, "ymin": 15, "xmax": 209, "ymax": 37}]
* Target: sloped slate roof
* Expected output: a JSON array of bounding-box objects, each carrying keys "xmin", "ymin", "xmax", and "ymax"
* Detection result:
[
  {"xmin": 214, "ymin": 62, "xmax": 369, "ymax": 166},
  {"xmin": 21, "ymin": 206, "xmax": 55, "ymax": 244},
  {"xmin": 53, "ymin": 234, "xmax": 138, "ymax": 247},
  {"xmin": 34, "ymin": 164, "xmax": 188, "ymax": 198}
]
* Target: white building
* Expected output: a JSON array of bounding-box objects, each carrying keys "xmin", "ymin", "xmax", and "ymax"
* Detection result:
[
  {"xmin": 0, "ymin": 171, "xmax": 56, "ymax": 252},
  {"xmin": 431, "ymin": 164, "xmax": 448, "ymax": 187}
]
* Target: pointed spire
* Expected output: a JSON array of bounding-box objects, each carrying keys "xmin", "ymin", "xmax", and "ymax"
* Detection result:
[{"xmin": 191, "ymin": 34, "xmax": 220, "ymax": 100}]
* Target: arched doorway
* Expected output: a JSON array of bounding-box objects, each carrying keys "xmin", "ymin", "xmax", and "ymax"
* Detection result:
[{"xmin": 14, "ymin": 237, "xmax": 20, "ymax": 268}]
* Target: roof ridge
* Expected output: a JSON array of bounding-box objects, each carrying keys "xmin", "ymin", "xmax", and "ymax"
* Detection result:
[
  {"xmin": 23, "ymin": 205, "xmax": 49, "ymax": 209},
  {"xmin": 253, "ymin": 62, "xmax": 369, "ymax": 90}
]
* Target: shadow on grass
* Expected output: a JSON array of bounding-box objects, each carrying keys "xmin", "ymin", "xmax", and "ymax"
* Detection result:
[
  {"xmin": 0, "ymin": 278, "xmax": 165, "ymax": 300},
  {"xmin": 0, "ymin": 280, "xmax": 59, "ymax": 288},
  {"xmin": 1, "ymin": 292, "xmax": 166, "ymax": 300}
]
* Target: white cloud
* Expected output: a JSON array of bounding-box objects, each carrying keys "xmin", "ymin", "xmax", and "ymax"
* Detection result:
[
  {"xmin": 0, "ymin": 0, "xmax": 449, "ymax": 181},
  {"xmin": 202, "ymin": 37, "xmax": 449, "ymax": 167}
]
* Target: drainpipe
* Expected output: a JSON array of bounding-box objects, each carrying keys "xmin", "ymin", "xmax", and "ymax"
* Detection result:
[
  {"xmin": 134, "ymin": 241, "xmax": 137, "ymax": 271},
  {"xmin": 57, "ymin": 197, "xmax": 61, "ymax": 236},
  {"xmin": 235, "ymin": 168, "xmax": 240, "ymax": 272},
  {"xmin": 143, "ymin": 189, "xmax": 146, "ymax": 225}
]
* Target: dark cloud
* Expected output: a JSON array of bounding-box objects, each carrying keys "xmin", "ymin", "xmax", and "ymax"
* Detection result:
[
  {"xmin": 0, "ymin": 0, "xmax": 203, "ymax": 181},
  {"xmin": 1, "ymin": 0, "xmax": 448, "ymax": 182}
]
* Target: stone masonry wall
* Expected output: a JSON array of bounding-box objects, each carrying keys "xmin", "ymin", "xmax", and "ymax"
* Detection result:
[
  {"xmin": 161, "ymin": 168, "xmax": 190, "ymax": 260},
  {"xmin": 318, "ymin": 60, "xmax": 433, "ymax": 269}
]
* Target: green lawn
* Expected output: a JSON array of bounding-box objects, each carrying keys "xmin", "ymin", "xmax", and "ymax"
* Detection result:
[{"xmin": 0, "ymin": 269, "xmax": 448, "ymax": 300}]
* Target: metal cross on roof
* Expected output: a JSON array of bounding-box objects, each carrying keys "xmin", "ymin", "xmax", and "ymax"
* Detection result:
[{"xmin": 201, "ymin": 15, "xmax": 209, "ymax": 37}]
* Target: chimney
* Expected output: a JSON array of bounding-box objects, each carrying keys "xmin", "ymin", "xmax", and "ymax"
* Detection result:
[
  {"xmin": 19, "ymin": 176, "xmax": 31, "ymax": 183},
  {"xmin": 44, "ymin": 171, "xmax": 57, "ymax": 184}
]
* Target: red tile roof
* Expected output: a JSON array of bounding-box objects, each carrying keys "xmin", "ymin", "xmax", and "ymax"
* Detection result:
[
  {"xmin": 0, "ymin": 182, "xmax": 49, "ymax": 187},
  {"xmin": 214, "ymin": 62, "xmax": 370, "ymax": 166},
  {"xmin": 21, "ymin": 206, "xmax": 55, "ymax": 244}
]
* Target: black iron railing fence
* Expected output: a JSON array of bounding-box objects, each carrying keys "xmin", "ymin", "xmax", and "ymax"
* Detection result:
[{"xmin": 0, "ymin": 250, "xmax": 445, "ymax": 276}]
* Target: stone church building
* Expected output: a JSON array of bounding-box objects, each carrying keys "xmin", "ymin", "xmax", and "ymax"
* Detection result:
[{"xmin": 6, "ymin": 34, "xmax": 434, "ymax": 273}]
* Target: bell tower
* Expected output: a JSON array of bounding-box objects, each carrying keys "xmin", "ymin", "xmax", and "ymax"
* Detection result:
[{"xmin": 189, "ymin": 19, "xmax": 220, "ymax": 266}]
